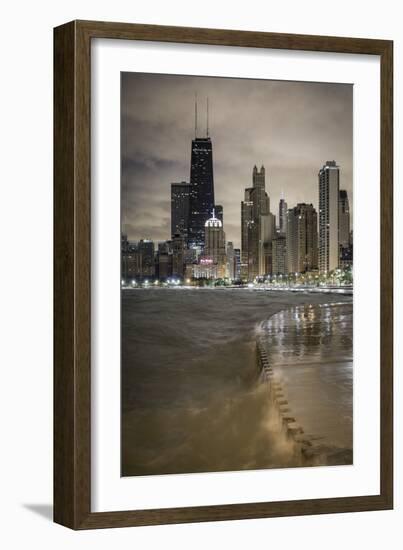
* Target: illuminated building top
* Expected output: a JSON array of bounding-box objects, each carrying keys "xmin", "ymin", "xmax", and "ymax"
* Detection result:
[{"xmin": 205, "ymin": 209, "xmax": 222, "ymax": 228}]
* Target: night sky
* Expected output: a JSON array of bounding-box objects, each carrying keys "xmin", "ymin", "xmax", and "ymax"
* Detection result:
[{"xmin": 121, "ymin": 72, "xmax": 353, "ymax": 249}]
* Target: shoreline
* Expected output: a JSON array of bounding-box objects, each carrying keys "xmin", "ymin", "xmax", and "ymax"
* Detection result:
[
  {"xmin": 257, "ymin": 301, "xmax": 353, "ymax": 467},
  {"xmin": 122, "ymin": 285, "xmax": 353, "ymax": 296}
]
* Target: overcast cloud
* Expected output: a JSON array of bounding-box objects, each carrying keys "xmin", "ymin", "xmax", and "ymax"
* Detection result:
[{"xmin": 121, "ymin": 72, "xmax": 353, "ymax": 249}]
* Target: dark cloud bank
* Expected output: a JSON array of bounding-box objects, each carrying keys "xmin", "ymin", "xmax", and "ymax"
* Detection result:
[{"xmin": 121, "ymin": 72, "xmax": 353, "ymax": 249}]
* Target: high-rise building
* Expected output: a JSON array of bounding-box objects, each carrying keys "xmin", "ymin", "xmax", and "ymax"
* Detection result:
[
  {"xmin": 226, "ymin": 241, "xmax": 235, "ymax": 280},
  {"xmin": 138, "ymin": 239, "xmax": 155, "ymax": 278},
  {"xmin": 260, "ymin": 212, "xmax": 276, "ymax": 275},
  {"xmin": 171, "ymin": 181, "xmax": 190, "ymax": 239},
  {"xmin": 157, "ymin": 247, "xmax": 172, "ymax": 280},
  {"xmin": 279, "ymin": 197, "xmax": 288, "ymax": 234},
  {"xmin": 241, "ymin": 188, "xmax": 254, "ymax": 280},
  {"xmin": 252, "ymin": 165, "xmax": 270, "ymax": 217},
  {"xmin": 319, "ymin": 160, "xmax": 340, "ymax": 272},
  {"xmin": 234, "ymin": 248, "xmax": 241, "ymax": 281},
  {"xmin": 241, "ymin": 165, "xmax": 273, "ymax": 281},
  {"xmin": 172, "ymin": 233, "xmax": 185, "ymax": 279},
  {"xmin": 253, "ymin": 165, "xmax": 266, "ymax": 190},
  {"xmin": 121, "ymin": 236, "xmax": 143, "ymax": 281},
  {"xmin": 204, "ymin": 210, "xmax": 226, "ymax": 279},
  {"xmin": 188, "ymin": 137, "xmax": 215, "ymax": 248},
  {"xmin": 286, "ymin": 204, "xmax": 318, "ymax": 273},
  {"xmin": 339, "ymin": 189, "xmax": 350, "ymax": 248},
  {"xmin": 272, "ymin": 234, "xmax": 287, "ymax": 275}
]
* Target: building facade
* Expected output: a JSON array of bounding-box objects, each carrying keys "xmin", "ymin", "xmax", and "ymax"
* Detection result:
[
  {"xmin": 240, "ymin": 188, "xmax": 254, "ymax": 280},
  {"xmin": 241, "ymin": 165, "xmax": 274, "ymax": 281},
  {"xmin": 157, "ymin": 249, "xmax": 172, "ymax": 280},
  {"xmin": 259, "ymin": 211, "xmax": 276, "ymax": 276},
  {"xmin": 234, "ymin": 248, "xmax": 241, "ymax": 281},
  {"xmin": 319, "ymin": 160, "xmax": 340, "ymax": 273},
  {"xmin": 171, "ymin": 181, "xmax": 190, "ymax": 240},
  {"xmin": 171, "ymin": 232, "xmax": 185, "ymax": 279},
  {"xmin": 138, "ymin": 239, "xmax": 155, "ymax": 278},
  {"xmin": 204, "ymin": 211, "xmax": 226, "ymax": 279},
  {"xmin": 121, "ymin": 236, "xmax": 143, "ymax": 281},
  {"xmin": 186, "ymin": 258, "xmax": 218, "ymax": 280},
  {"xmin": 188, "ymin": 137, "xmax": 215, "ymax": 249},
  {"xmin": 226, "ymin": 241, "xmax": 235, "ymax": 280},
  {"xmin": 286, "ymin": 203, "xmax": 318, "ymax": 274},
  {"xmin": 279, "ymin": 197, "xmax": 288, "ymax": 234},
  {"xmin": 272, "ymin": 234, "xmax": 287, "ymax": 275},
  {"xmin": 339, "ymin": 189, "xmax": 350, "ymax": 249}
]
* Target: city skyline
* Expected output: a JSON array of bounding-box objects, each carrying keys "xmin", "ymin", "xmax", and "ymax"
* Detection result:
[{"xmin": 121, "ymin": 72, "xmax": 353, "ymax": 250}]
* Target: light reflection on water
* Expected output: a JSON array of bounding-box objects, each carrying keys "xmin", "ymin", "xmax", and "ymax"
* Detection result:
[{"xmin": 258, "ymin": 303, "xmax": 353, "ymax": 455}]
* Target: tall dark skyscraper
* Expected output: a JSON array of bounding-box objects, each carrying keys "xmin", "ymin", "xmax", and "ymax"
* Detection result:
[
  {"xmin": 188, "ymin": 136, "xmax": 215, "ymax": 248},
  {"xmin": 171, "ymin": 181, "xmax": 191, "ymax": 239},
  {"xmin": 187, "ymin": 98, "xmax": 216, "ymax": 248}
]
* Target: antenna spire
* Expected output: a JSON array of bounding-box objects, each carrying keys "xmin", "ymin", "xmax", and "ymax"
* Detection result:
[
  {"xmin": 194, "ymin": 92, "xmax": 198, "ymax": 138},
  {"xmin": 206, "ymin": 97, "xmax": 209, "ymax": 137}
]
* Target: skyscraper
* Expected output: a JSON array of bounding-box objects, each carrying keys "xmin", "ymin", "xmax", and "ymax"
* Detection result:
[
  {"xmin": 319, "ymin": 160, "xmax": 340, "ymax": 272},
  {"xmin": 121, "ymin": 236, "xmax": 143, "ymax": 281},
  {"xmin": 157, "ymin": 242, "xmax": 172, "ymax": 281},
  {"xmin": 339, "ymin": 189, "xmax": 350, "ymax": 248},
  {"xmin": 241, "ymin": 165, "xmax": 273, "ymax": 280},
  {"xmin": 226, "ymin": 241, "xmax": 235, "ymax": 280},
  {"xmin": 260, "ymin": 211, "xmax": 276, "ymax": 275},
  {"xmin": 234, "ymin": 248, "xmax": 241, "ymax": 281},
  {"xmin": 171, "ymin": 181, "xmax": 190, "ymax": 240},
  {"xmin": 286, "ymin": 204, "xmax": 318, "ymax": 274},
  {"xmin": 138, "ymin": 239, "xmax": 155, "ymax": 278},
  {"xmin": 172, "ymin": 232, "xmax": 185, "ymax": 278},
  {"xmin": 204, "ymin": 210, "xmax": 226, "ymax": 279},
  {"xmin": 272, "ymin": 234, "xmax": 287, "ymax": 275},
  {"xmin": 279, "ymin": 197, "xmax": 288, "ymax": 234},
  {"xmin": 188, "ymin": 136, "xmax": 215, "ymax": 248},
  {"xmin": 241, "ymin": 188, "xmax": 254, "ymax": 280}
]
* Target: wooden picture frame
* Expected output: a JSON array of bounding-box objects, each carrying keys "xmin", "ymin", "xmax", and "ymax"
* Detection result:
[{"xmin": 54, "ymin": 19, "xmax": 393, "ymax": 529}]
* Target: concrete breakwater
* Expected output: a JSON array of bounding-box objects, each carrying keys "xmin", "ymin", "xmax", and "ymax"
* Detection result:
[{"xmin": 257, "ymin": 302, "xmax": 353, "ymax": 467}]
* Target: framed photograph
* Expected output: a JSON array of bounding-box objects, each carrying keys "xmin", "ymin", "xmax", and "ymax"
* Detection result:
[{"xmin": 54, "ymin": 20, "xmax": 393, "ymax": 529}]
